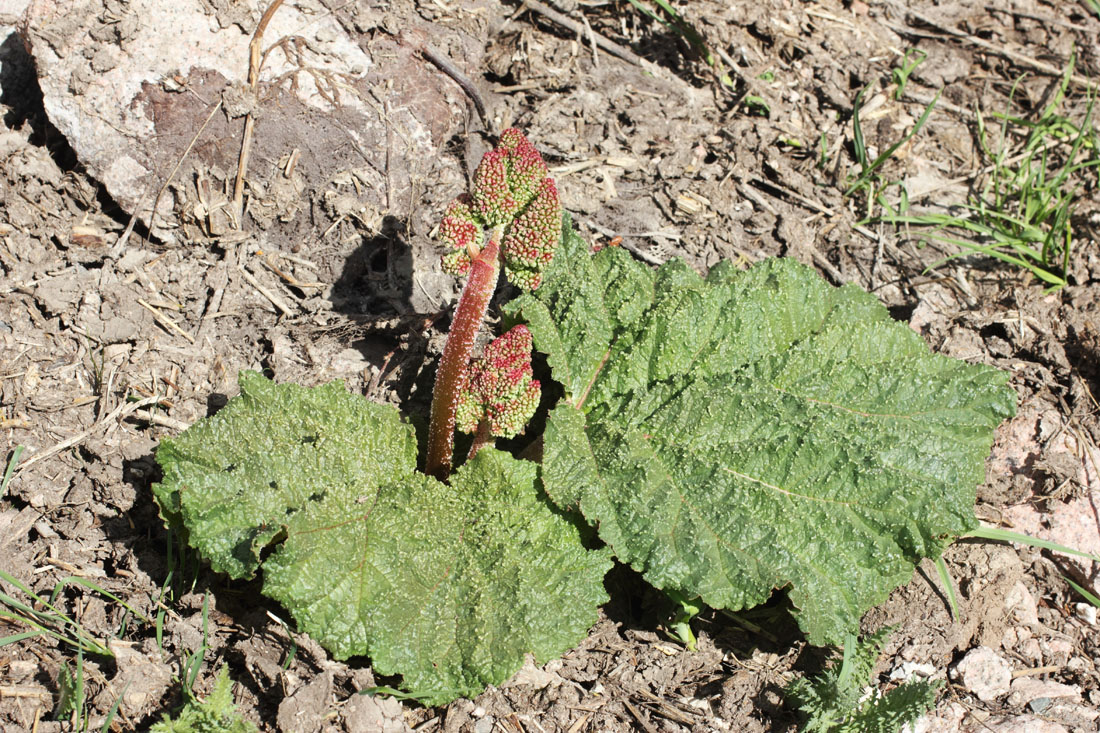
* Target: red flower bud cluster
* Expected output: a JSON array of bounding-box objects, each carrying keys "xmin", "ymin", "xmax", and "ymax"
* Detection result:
[
  {"xmin": 455, "ymin": 325, "xmax": 541, "ymax": 438},
  {"xmin": 438, "ymin": 129, "xmax": 562, "ymax": 291},
  {"xmin": 439, "ymin": 195, "xmax": 481, "ymax": 277}
]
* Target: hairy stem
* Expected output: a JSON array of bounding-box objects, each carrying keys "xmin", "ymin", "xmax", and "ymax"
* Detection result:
[
  {"xmin": 425, "ymin": 232, "xmax": 502, "ymax": 481},
  {"xmin": 466, "ymin": 419, "xmax": 493, "ymax": 463}
]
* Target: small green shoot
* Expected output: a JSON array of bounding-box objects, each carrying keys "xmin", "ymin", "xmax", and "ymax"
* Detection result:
[
  {"xmin": 846, "ymin": 85, "xmax": 940, "ymax": 218},
  {"xmin": 743, "ymin": 94, "xmax": 771, "ymax": 116},
  {"xmin": 2, "ymin": 445, "xmax": 23, "ymax": 496},
  {"xmin": 877, "ymin": 61, "xmax": 1098, "ymax": 290},
  {"xmin": 55, "ymin": 648, "xmax": 85, "ymax": 724},
  {"xmin": 933, "ymin": 556, "xmax": 960, "ymax": 622},
  {"xmin": 151, "ymin": 666, "xmax": 257, "ymax": 733},
  {"xmin": 818, "ymin": 132, "xmax": 831, "ymax": 170},
  {"xmin": 665, "ymin": 589, "xmax": 702, "ymax": 651},
  {"xmin": 891, "ymin": 49, "xmax": 927, "ymax": 100},
  {"xmin": 786, "ymin": 628, "xmax": 941, "ymax": 733},
  {"xmin": 181, "ymin": 593, "xmax": 211, "ymax": 698}
]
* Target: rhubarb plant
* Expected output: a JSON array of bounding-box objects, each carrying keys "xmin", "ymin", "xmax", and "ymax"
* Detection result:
[{"xmin": 154, "ymin": 129, "xmax": 1016, "ymax": 705}]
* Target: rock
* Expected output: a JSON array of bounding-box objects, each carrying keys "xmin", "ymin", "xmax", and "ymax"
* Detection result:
[
  {"xmin": 951, "ymin": 646, "xmax": 1012, "ymax": 702},
  {"xmin": 1074, "ymin": 603, "xmax": 1097, "ymax": 626},
  {"xmin": 995, "ymin": 405, "xmax": 1100, "ymax": 594},
  {"xmin": 100, "ymin": 640, "xmax": 173, "ymax": 720},
  {"xmin": 17, "ymin": 0, "xmax": 490, "ymax": 311},
  {"xmin": 1003, "ymin": 581, "xmax": 1039, "ymax": 626},
  {"xmin": 342, "ymin": 692, "xmax": 409, "ymax": 733},
  {"xmin": 889, "ymin": 660, "xmax": 936, "ymax": 683},
  {"xmin": 905, "ymin": 701, "xmax": 966, "ymax": 733},
  {"xmin": 501, "ymin": 656, "xmax": 566, "ymax": 690},
  {"xmin": 1007, "ymin": 677, "xmax": 1080, "ymax": 708},
  {"xmin": 981, "ymin": 716, "xmax": 1067, "ymax": 733},
  {"xmin": 277, "ymin": 669, "xmax": 333, "ymax": 733}
]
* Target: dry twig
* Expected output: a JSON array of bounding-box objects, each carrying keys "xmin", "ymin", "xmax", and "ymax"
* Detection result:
[
  {"xmin": 888, "ymin": 9, "xmax": 1092, "ymax": 88},
  {"xmin": 519, "ymin": 0, "xmax": 656, "ymax": 71},
  {"xmin": 419, "ymin": 43, "xmax": 487, "ymax": 126},
  {"xmin": 138, "ymin": 299, "xmax": 196, "ymax": 343},
  {"xmin": 238, "ymin": 264, "xmax": 294, "ymax": 315},
  {"xmin": 18, "ymin": 396, "xmax": 164, "ymax": 472},
  {"xmin": 232, "ymin": 0, "xmax": 286, "ymax": 225}
]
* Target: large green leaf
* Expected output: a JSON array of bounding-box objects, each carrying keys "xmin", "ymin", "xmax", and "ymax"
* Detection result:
[
  {"xmin": 154, "ymin": 372, "xmax": 611, "ymax": 705},
  {"xmin": 507, "ymin": 219, "xmax": 1016, "ymax": 645}
]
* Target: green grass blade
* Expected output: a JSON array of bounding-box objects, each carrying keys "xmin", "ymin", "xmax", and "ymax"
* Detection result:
[
  {"xmin": 48, "ymin": 576, "xmax": 151, "ymax": 625},
  {"xmin": 933, "ymin": 556, "xmax": 960, "ymax": 622},
  {"xmin": 0, "ymin": 629, "xmax": 44, "ymax": 646},
  {"xmin": 100, "ymin": 682, "xmax": 129, "ymax": 733},
  {"xmin": 851, "ymin": 85, "xmax": 870, "ymax": 173},
  {"xmin": 846, "ymin": 90, "xmax": 940, "ymax": 197},
  {"xmin": 966, "ymin": 526, "xmax": 1100, "ymax": 562},
  {"xmin": 1065, "ymin": 577, "xmax": 1100, "ymax": 607},
  {"xmin": 1, "ymin": 446, "xmax": 23, "ymax": 496}
]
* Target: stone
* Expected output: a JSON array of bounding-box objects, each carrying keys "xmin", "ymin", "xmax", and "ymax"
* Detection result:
[
  {"xmin": 1007, "ymin": 677, "xmax": 1080, "ymax": 708},
  {"xmin": 904, "ymin": 701, "xmax": 966, "ymax": 733},
  {"xmin": 1003, "ymin": 581, "xmax": 1039, "ymax": 626},
  {"xmin": 950, "ymin": 646, "xmax": 1012, "ymax": 702},
  {"xmin": 342, "ymin": 693, "xmax": 409, "ymax": 733},
  {"xmin": 889, "ymin": 660, "xmax": 936, "ymax": 683},
  {"xmin": 100, "ymin": 640, "xmax": 173, "ymax": 720},
  {"xmin": 277, "ymin": 669, "xmax": 333, "ymax": 733},
  {"xmin": 994, "ymin": 404, "xmax": 1100, "ymax": 595},
  {"xmin": 17, "ymin": 0, "xmax": 491, "ymax": 312},
  {"xmin": 981, "ymin": 717, "xmax": 1067, "ymax": 733}
]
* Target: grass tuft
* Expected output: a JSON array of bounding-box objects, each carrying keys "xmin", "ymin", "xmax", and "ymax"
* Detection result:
[{"xmin": 877, "ymin": 59, "xmax": 1099, "ymax": 290}]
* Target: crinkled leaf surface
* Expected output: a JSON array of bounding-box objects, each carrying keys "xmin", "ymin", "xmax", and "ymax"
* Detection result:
[
  {"xmin": 506, "ymin": 218, "xmax": 1016, "ymax": 645},
  {"xmin": 153, "ymin": 372, "xmax": 611, "ymax": 705}
]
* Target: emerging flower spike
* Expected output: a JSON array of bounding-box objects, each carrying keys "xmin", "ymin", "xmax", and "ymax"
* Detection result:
[
  {"xmin": 472, "ymin": 130, "xmax": 549, "ymax": 226},
  {"xmin": 439, "ymin": 195, "xmax": 482, "ymax": 277},
  {"xmin": 502, "ymin": 178, "xmax": 562, "ymax": 292},
  {"xmin": 428, "ymin": 130, "xmax": 557, "ymax": 478},
  {"xmin": 455, "ymin": 325, "xmax": 541, "ymax": 439}
]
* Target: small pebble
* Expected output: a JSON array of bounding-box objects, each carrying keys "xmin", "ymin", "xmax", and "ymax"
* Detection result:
[
  {"xmin": 1074, "ymin": 602, "xmax": 1097, "ymax": 626},
  {"xmin": 951, "ymin": 646, "xmax": 1012, "ymax": 702},
  {"xmin": 890, "ymin": 660, "xmax": 936, "ymax": 682}
]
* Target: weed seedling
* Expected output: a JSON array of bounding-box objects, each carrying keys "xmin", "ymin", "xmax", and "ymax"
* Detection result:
[
  {"xmin": 891, "ymin": 49, "xmax": 927, "ymax": 100},
  {"xmin": 151, "ymin": 666, "xmax": 257, "ymax": 733},
  {"xmin": 877, "ymin": 60, "xmax": 1099, "ymax": 289},
  {"xmin": 786, "ymin": 628, "xmax": 940, "ymax": 733},
  {"xmin": 846, "ymin": 84, "xmax": 940, "ymax": 219}
]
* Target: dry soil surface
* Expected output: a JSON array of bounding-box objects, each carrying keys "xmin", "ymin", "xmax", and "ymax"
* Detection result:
[{"xmin": 2, "ymin": 0, "xmax": 1100, "ymax": 731}]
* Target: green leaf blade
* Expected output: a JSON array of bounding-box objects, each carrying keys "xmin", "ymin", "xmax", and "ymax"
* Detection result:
[
  {"xmin": 505, "ymin": 215, "xmax": 615, "ymax": 403},
  {"xmin": 154, "ymin": 374, "xmax": 611, "ymax": 705},
  {"xmin": 531, "ymin": 230, "xmax": 1015, "ymax": 646}
]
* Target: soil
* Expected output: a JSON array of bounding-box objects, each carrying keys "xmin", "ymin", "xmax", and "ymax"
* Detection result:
[{"xmin": 2, "ymin": 0, "xmax": 1100, "ymax": 731}]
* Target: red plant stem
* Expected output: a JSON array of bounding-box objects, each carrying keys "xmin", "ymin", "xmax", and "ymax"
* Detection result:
[
  {"xmin": 466, "ymin": 419, "xmax": 493, "ymax": 463},
  {"xmin": 425, "ymin": 233, "xmax": 502, "ymax": 481}
]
